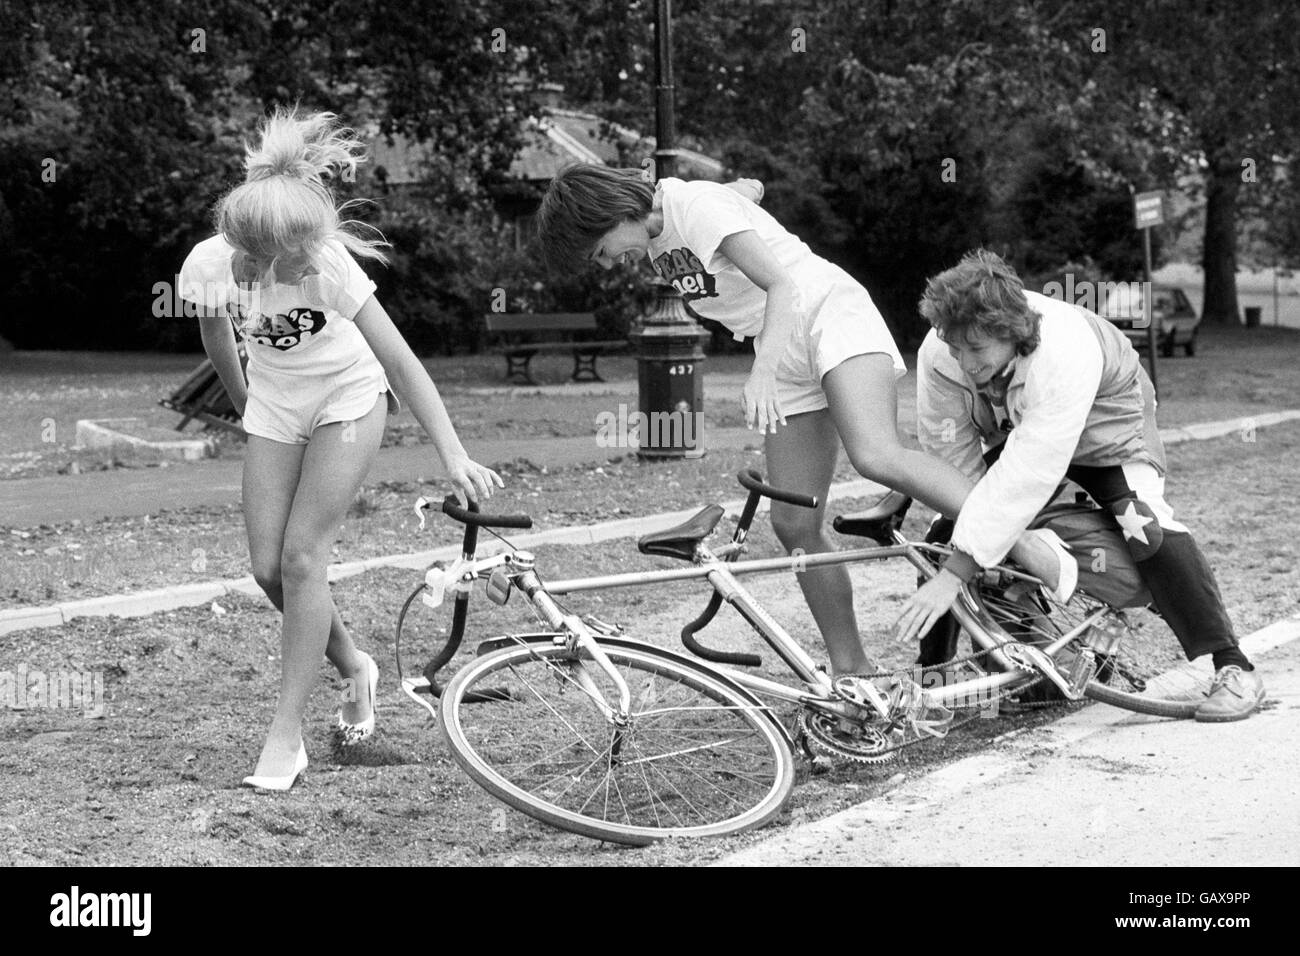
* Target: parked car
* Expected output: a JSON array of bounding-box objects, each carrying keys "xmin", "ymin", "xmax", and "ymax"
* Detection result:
[{"xmin": 1099, "ymin": 282, "xmax": 1201, "ymax": 357}]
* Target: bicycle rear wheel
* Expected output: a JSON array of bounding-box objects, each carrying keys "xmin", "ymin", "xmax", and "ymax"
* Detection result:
[
  {"xmin": 971, "ymin": 582, "xmax": 1203, "ymax": 719},
  {"xmin": 440, "ymin": 639, "xmax": 796, "ymax": 846}
]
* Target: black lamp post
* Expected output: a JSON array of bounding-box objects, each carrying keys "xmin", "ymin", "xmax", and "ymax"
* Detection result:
[{"xmin": 630, "ymin": 0, "xmax": 708, "ymax": 460}]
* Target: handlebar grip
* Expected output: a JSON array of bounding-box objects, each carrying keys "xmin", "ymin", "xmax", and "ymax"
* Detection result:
[
  {"xmin": 737, "ymin": 469, "xmax": 818, "ymax": 509},
  {"xmin": 440, "ymin": 495, "xmax": 534, "ymax": 530}
]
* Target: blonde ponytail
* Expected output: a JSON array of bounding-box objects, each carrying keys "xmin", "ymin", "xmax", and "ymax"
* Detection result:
[{"xmin": 217, "ymin": 106, "xmax": 389, "ymax": 268}]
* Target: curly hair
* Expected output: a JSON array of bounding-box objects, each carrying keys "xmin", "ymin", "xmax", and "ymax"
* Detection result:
[
  {"xmin": 535, "ymin": 164, "xmax": 654, "ymax": 274},
  {"xmin": 918, "ymin": 249, "xmax": 1041, "ymax": 355}
]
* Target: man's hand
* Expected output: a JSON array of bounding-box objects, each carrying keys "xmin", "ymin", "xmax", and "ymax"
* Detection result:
[{"xmin": 895, "ymin": 568, "xmax": 964, "ymax": 643}]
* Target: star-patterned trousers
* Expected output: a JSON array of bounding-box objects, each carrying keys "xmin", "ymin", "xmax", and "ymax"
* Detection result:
[{"xmin": 1065, "ymin": 461, "xmax": 1239, "ymax": 660}]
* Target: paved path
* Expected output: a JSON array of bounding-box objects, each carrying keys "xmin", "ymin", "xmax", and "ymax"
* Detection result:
[
  {"xmin": 4, "ymin": 402, "xmax": 1295, "ymax": 528},
  {"xmin": 0, "ymin": 427, "xmax": 769, "ymax": 527},
  {"xmin": 715, "ymin": 616, "xmax": 1300, "ymax": 867},
  {"xmin": 0, "ymin": 371, "xmax": 786, "ymax": 527}
]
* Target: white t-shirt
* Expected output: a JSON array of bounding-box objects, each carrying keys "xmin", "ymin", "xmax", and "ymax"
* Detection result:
[
  {"xmin": 178, "ymin": 235, "xmax": 388, "ymax": 397},
  {"xmin": 648, "ymin": 178, "xmax": 824, "ymax": 339}
]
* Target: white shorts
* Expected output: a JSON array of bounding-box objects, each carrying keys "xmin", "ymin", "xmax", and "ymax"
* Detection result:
[
  {"xmin": 771, "ymin": 262, "xmax": 906, "ymax": 416},
  {"xmin": 243, "ymin": 378, "xmax": 399, "ymax": 445}
]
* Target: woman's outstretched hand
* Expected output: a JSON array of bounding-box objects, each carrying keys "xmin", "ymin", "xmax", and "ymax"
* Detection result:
[
  {"xmin": 743, "ymin": 366, "xmax": 786, "ymax": 434},
  {"xmin": 444, "ymin": 453, "xmax": 505, "ymax": 508}
]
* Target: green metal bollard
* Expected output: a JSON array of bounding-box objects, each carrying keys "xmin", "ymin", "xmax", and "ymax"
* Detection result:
[{"xmin": 629, "ymin": 282, "xmax": 707, "ymax": 459}]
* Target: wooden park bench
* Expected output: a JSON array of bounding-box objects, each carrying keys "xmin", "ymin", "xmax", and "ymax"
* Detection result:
[
  {"xmin": 484, "ymin": 313, "xmax": 627, "ymax": 386},
  {"xmin": 158, "ymin": 345, "xmax": 248, "ymax": 435}
]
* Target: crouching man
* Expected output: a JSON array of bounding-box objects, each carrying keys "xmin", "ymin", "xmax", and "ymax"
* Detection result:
[{"xmin": 896, "ymin": 249, "xmax": 1264, "ymax": 721}]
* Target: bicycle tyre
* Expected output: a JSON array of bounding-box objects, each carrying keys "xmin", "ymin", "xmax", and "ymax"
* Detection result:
[
  {"xmin": 440, "ymin": 639, "xmax": 796, "ymax": 845},
  {"xmin": 969, "ymin": 582, "xmax": 1202, "ymax": 719}
]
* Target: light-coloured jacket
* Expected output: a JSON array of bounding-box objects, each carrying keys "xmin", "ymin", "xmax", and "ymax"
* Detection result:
[{"xmin": 917, "ymin": 290, "xmax": 1164, "ymax": 569}]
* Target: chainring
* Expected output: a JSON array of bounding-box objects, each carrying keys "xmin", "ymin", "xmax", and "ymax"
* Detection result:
[{"xmin": 798, "ymin": 709, "xmax": 898, "ymax": 764}]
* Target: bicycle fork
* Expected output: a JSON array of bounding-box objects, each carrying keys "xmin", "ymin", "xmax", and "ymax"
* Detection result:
[{"xmin": 515, "ymin": 568, "xmax": 635, "ymax": 727}]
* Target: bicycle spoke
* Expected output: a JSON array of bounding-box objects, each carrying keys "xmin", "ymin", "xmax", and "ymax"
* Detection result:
[
  {"xmin": 518, "ymin": 649, "xmax": 618, "ymax": 715},
  {"xmin": 632, "ymin": 748, "xmax": 668, "ymax": 830},
  {"xmin": 493, "ymin": 737, "xmax": 607, "ymax": 787},
  {"xmin": 547, "ymin": 737, "xmax": 620, "ymax": 805},
  {"xmin": 628, "ymin": 735, "xmax": 716, "ymax": 825},
  {"xmin": 634, "ymin": 703, "xmax": 772, "ymax": 719},
  {"xmin": 620, "ymin": 735, "xmax": 753, "ymax": 767},
  {"xmin": 506, "ymin": 661, "xmax": 604, "ymax": 757},
  {"xmin": 627, "ymin": 720, "xmax": 771, "ymax": 806},
  {"xmin": 618, "ymin": 728, "xmax": 772, "ymax": 763}
]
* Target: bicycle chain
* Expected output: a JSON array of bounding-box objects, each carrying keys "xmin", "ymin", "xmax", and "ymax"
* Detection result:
[{"xmin": 798, "ymin": 644, "xmax": 1076, "ymax": 763}]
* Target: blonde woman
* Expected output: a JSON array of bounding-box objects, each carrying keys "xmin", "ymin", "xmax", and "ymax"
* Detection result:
[{"xmin": 180, "ymin": 108, "xmax": 502, "ymax": 789}]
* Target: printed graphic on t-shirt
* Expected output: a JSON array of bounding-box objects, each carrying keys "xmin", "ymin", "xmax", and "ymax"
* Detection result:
[
  {"xmin": 229, "ymin": 303, "xmax": 327, "ymax": 351},
  {"xmin": 651, "ymin": 247, "xmax": 718, "ymax": 305}
]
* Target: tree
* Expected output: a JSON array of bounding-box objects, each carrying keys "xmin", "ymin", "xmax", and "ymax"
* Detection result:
[
  {"xmin": 0, "ymin": 0, "xmax": 536, "ymax": 349},
  {"xmin": 1071, "ymin": 0, "xmax": 1300, "ymax": 323}
]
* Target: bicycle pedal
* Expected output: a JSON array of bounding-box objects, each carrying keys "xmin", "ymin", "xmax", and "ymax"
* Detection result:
[
  {"xmin": 1065, "ymin": 648, "xmax": 1097, "ymax": 697},
  {"xmin": 1006, "ymin": 644, "xmax": 1085, "ymax": 701},
  {"xmin": 833, "ymin": 674, "xmax": 893, "ymax": 716}
]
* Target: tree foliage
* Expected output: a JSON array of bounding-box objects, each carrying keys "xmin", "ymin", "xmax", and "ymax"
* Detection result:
[
  {"xmin": 2, "ymin": 0, "xmax": 1294, "ymax": 349},
  {"xmin": 1062, "ymin": 0, "xmax": 1300, "ymax": 321}
]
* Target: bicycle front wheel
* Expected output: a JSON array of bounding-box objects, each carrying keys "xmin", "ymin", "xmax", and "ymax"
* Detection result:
[{"xmin": 440, "ymin": 639, "xmax": 795, "ymax": 846}]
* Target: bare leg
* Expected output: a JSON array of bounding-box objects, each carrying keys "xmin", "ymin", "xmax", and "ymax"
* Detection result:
[
  {"xmin": 822, "ymin": 354, "xmax": 976, "ymax": 514},
  {"xmin": 242, "ymin": 439, "xmax": 371, "ymax": 730},
  {"xmin": 249, "ymin": 397, "xmax": 387, "ymax": 777},
  {"xmin": 765, "ymin": 409, "xmax": 875, "ymax": 676}
]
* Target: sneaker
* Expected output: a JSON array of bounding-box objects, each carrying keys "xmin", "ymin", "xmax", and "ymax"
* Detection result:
[{"xmin": 1195, "ymin": 666, "xmax": 1265, "ymax": 723}]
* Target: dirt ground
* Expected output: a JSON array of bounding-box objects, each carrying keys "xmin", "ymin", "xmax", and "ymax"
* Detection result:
[{"xmin": 2, "ymin": 421, "xmax": 1298, "ymax": 865}]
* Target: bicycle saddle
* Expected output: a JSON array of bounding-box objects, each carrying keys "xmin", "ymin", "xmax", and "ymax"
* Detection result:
[
  {"xmin": 638, "ymin": 504, "xmax": 726, "ymax": 561},
  {"xmin": 833, "ymin": 491, "xmax": 913, "ymax": 545}
]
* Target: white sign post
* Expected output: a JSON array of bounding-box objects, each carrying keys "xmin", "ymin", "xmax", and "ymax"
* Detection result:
[{"xmin": 1134, "ymin": 191, "xmax": 1164, "ymax": 397}]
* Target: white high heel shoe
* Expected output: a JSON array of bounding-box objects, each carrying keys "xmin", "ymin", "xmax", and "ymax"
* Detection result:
[
  {"xmin": 242, "ymin": 742, "xmax": 308, "ymax": 792},
  {"xmin": 337, "ymin": 651, "xmax": 379, "ymax": 746}
]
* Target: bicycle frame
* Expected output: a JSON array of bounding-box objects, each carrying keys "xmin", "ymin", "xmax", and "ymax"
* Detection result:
[
  {"xmin": 519, "ymin": 532, "xmax": 1071, "ymax": 718},
  {"xmin": 414, "ymin": 477, "xmax": 1098, "ymax": 751}
]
